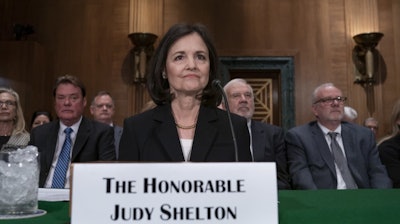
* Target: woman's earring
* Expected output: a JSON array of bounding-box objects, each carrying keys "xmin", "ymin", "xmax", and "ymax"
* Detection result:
[{"xmin": 162, "ymin": 71, "xmax": 167, "ymax": 79}]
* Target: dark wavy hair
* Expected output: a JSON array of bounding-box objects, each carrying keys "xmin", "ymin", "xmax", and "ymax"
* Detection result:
[
  {"xmin": 53, "ymin": 74, "xmax": 86, "ymax": 98},
  {"xmin": 30, "ymin": 110, "xmax": 53, "ymax": 128},
  {"xmin": 146, "ymin": 23, "xmax": 220, "ymax": 107}
]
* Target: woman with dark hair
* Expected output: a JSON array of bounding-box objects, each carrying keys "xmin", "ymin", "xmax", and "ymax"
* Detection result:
[
  {"xmin": 30, "ymin": 110, "xmax": 53, "ymax": 130},
  {"xmin": 119, "ymin": 23, "xmax": 252, "ymax": 162}
]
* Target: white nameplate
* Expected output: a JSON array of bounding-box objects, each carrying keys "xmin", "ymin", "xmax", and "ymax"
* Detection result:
[{"xmin": 71, "ymin": 162, "xmax": 277, "ymax": 223}]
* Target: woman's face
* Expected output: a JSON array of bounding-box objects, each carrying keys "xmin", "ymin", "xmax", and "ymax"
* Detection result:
[
  {"xmin": 32, "ymin": 114, "xmax": 50, "ymax": 129},
  {"xmin": 0, "ymin": 92, "xmax": 17, "ymax": 123},
  {"xmin": 165, "ymin": 32, "xmax": 210, "ymax": 97}
]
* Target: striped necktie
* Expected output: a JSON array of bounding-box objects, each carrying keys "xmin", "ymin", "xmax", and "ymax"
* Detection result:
[
  {"xmin": 328, "ymin": 132, "xmax": 358, "ymax": 189},
  {"xmin": 51, "ymin": 127, "xmax": 73, "ymax": 188}
]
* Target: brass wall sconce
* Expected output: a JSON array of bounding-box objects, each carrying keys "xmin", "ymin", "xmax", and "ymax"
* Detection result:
[
  {"xmin": 122, "ymin": 32, "xmax": 158, "ymax": 114},
  {"xmin": 128, "ymin": 32, "xmax": 158, "ymax": 84},
  {"xmin": 352, "ymin": 32, "xmax": 384, "ymax": 86},
  {"xmin": 352, "ymin": 32, "xmax": 384, "ymax": 116}
]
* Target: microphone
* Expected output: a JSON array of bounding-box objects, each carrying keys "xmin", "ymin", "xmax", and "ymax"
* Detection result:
[{"xmin": 212, "ymin": 79, "xmax": 239, "ymax": 162}]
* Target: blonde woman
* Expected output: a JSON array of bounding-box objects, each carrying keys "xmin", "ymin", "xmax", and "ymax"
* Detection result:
[{"xmin": 0, "ymin": 87, "xmax": 30, "ymax": 150}]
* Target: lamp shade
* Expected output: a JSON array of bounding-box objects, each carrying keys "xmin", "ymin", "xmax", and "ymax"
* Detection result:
[
  {"xmin": 353, "ymin": 32, "xmax": 384, "ymax": 49},
  {"xmin": 128, "ymin": 33, "xmax": 158, "ymax": 47}
]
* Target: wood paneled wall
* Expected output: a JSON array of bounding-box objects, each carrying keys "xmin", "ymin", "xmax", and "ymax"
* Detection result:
[{"xmin": 0, "ymin": 0, "xmax": 399, "ymax": 139}]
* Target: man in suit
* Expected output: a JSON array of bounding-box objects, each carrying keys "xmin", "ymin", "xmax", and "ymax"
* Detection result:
[
  {"xmin": 286, "ymin": 82, "xmax": 391, "ymax": 189},
  {"xmin": 222, "ymin": 78, "xmax": 291, "ymax": 189},
  {"xmin": 90, "ymin": 90, "xmax": 123, "ymax": 159},
  {"xmin": 29, "ymin": 75, "xmax": 115, "ymax": 188}
]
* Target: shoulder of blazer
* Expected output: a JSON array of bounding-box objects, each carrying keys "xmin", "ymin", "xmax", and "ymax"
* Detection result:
[
  {"xmin": 32, "ymin": 120, "xmax": 59, "ymax": 135},
  {"xmin": 252, "ymin": 120, "xmax": 283, "ymax": 133},
  {"xmin": 84, "ymin": 117, "xmax": 114, "ymax": 133},
  {"xmin": 288, "ymin": 121, "xmax": 318, "ymax": 134},
  {"xmin": 202, "ymin": 106, "xmax": 219, "ymax": 121},
  {"xmin": 124, "ymin": 105, "xmax": 162, "ymax": 123},
  {"xmin": 341, "ymin": 121, "xmax": 371, "ymax": 136}
]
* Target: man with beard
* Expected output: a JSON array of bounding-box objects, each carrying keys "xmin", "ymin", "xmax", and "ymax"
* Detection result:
[{"xmin": 222, "ymin": 78, "xmax": 291, "ymax": 189}]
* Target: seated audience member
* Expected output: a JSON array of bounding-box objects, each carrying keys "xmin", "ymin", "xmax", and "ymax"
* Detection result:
[
  {"xmin": 343, "ymin": 106, "xmax": 358, "ymax": 122},
  {"xmin": 0, "ymin": 87, "xmax": 30, "ymax": 150},
  {"xmin": 378, "ymin": 99, "xmax": 400, "ymax": 188},
  {"xmin": 364, "ymin": 117, "xmax": 379, "ymax": 138},
  {"xmin": 222, "ymin": 78, "xmax": 291, "ymax": 189},
  {"xmin": 30, "ymin": 110, "xmax": 53, "ymax": 130},
  {"xmin": 29, "ymin": 75, "xmax": 116, "ymax": 188},
  {"xmin": 285, "ymin": 83, "xmax": 391, "ymax": 189},
  {"xmin": 118, "ymin": 23, "xmax": 252, "ymax": 162},
  {"xmin": 90, "ymin": 91, "xmax": 122, "ymax": 158}
]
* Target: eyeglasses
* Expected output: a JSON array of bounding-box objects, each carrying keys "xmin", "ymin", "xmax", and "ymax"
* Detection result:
[
  {"xmin": 313, "ymin": 96, "xmax": 347, "ymax": 105},
  {"xmin": 0, "ymin": 101, "xmax": 16, "ymax": 107}
]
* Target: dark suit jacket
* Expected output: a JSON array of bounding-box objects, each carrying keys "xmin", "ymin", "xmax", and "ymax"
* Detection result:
[
  {"xmin": 285, "ymin": 121, "xmax": 392, "ymax": 189},
  {"xmin": 251, "ymin": 120, "xmax": 291, "ymax": 189},
  {"xmin": 378, "ymin": 134, "xmax": 400, "ymax": 188},
  {"xmin": 29, "ymin": 117, "xmax": 116, "ymax": 187},
  {"xmin": 114, "ymin": 125, "xmax": 123, "ymax": 159},
  {"xmin": 118, "ymin": 104, "xmax": 252, "ymax": 162}
]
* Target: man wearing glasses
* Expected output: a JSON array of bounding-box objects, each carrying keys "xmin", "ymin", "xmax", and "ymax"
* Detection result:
[
  {"xmin": 285, "ymin": 83, "xmax": 391, "ymax": 189},
  {"xmin": 90, "ymin": 91, "xmax": 123, "ymax": 159},
  {"xmin": 221, "ymin": 78, "xmax": 291, "ymax": 190}
]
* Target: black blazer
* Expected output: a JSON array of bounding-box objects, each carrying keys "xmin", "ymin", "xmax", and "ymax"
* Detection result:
[
  {"xmin": 119, "ymin": 104, "xmax": 252, "ymax": 162},
  {"xmin": 378, "ymin": 134, "xmax": 400, "ymax": 188},
  {"xmin": 29, "ymin": 117, "xmax": 116, "ymax": 187},
  {"xmin": 251, "ymin": 120, "xmax": 291, "ymax": 189},
  {"xmin": 286, "ymin": 121, "xmax": 392, "ymax": 189}
]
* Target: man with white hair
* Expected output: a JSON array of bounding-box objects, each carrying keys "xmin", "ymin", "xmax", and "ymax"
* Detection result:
[
  {"xmin": 343, "ymin": 106, "xmax": 358, "ymax": 122},
  {"xmin": 222, "ymin": 78, "xmax": 291, "ymax": 189}
]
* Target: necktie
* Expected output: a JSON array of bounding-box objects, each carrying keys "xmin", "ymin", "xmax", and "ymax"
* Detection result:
[
  {"xmin": 51, "ymin": 127, "xmax": 73, "ymax": 188},
  {"xmin": 328, "ymin": 132, "xmax": 358, "ymax": 189}
]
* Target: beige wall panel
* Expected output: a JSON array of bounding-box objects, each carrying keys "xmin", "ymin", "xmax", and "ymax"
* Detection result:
[
  {"xmin": 0, "ymin": 0, "xmax": 399, "ymax": 139},
  {"xmin": 29, "ymin": 0, "xmax": 131, "ymax": 126},
  {"xmin": 163, "ymin": 0, "xmax": 347, "ymax": 125},
  {"xmin": 375, "ymin": 0, "xmax": 400, "ymax": 137}
]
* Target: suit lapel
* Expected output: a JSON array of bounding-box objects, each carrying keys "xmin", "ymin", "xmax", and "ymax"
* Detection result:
[
  {"xmin": 251, "ymin": 121, "xmax": 264, "ymax": 161},
  {"xmin": 154, "ymin": 105, "xmax": 184, "ymax": 161},
  {"xmin": 45, "ymin": 122, "xmax": 60, "ymax": 171},
  {"xmin": 311, "ymin": 123, "xmax": 336, "ymax": 175},
  {"xmin": 71, "ymin": 117, "xmax": 90, "ymax": 161},
  {"xmin": 341, "ymin": 124, "xmax": 362, "ymax": 182},
  {"xmin": 190, "ymin": 106, "xmax": 217, "ymax": 161}
]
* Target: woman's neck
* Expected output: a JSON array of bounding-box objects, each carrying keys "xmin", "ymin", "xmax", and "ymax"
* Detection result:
[
  {"xmin": 0, "ymin": 121, "xmax": 14, "ymax": 136},
  {"xmin": 171, "ymin": 98, "xmax": 200, "ymax": 119},
  {"xmin": 171, "ymin": 100, "xmax": 200, "ymax": 139}
]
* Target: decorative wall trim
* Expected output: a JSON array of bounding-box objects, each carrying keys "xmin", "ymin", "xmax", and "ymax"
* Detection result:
[{"xmin": 219, "ymin": 57, "xmax": 295, "ymax": 131}]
